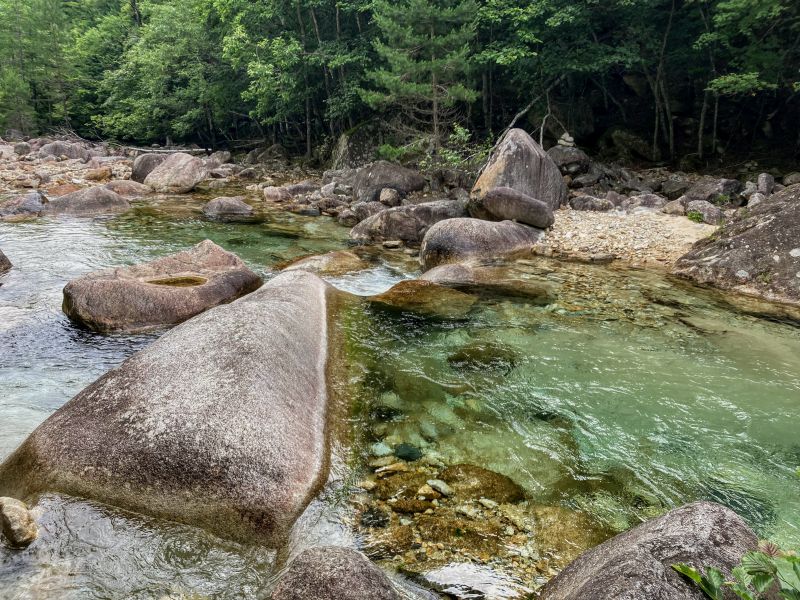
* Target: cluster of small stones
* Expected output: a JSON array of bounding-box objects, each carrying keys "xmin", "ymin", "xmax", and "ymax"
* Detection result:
[{"xmin": 349, "ymin": 455, "xmax": 607, "ymax": 594}]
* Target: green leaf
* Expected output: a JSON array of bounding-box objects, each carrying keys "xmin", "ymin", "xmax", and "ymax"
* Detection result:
[{"xmin": 673, "ymin": 563, "xmax": 703, "ymax": 584}]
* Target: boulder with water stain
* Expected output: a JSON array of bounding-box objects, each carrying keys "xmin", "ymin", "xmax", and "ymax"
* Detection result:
[
  {"xmin": 472, "ymin": 129, "xmax": 568, "ymax": 210},
  {"xmin": 420, "ymin": 218, "xmax": 544, "ymax": 270},
  {"xmin": 62, "ymin": 240, "xmax": 262, "ymax": 332},
  {"xmin": 270, "ymin": 547, "xmax": 400, "ymax": 600},
  {"xmin": 0, "ymin": 497, "xmax": 38, "ymax": 547},
  {"xmin": 0, "ymin": 271, "xmax": 340, "ymax": 545},
  {"xmin": 282, "ymin": 250, "xmax": 369, "ymax": 276},
  {"xmin": 370, "ymin": 279, "xmax": 476, "ymax": 319},
  {"xmin": 350, "ymin": 199, "xmax": 467, "ymax": 245},
  {"xmin": 539, "ymin": 501, "xmax": 760, "ymax": 600},
  {"xmin": 131, "ymin": 153, "xmax": 168, "ymax": 183},
  {"xmin": 468, "ymin": 186, "xmax": 555, "ymax": 229},
  {"xmin": 420, "ymin": 262, "xmax": 555, "ymax": 303}
]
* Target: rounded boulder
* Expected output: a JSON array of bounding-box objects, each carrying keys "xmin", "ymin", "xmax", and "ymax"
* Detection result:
[
  {"xmin": 62, "ymin": 240, "xmax": 262, "ymax": 332},
  {"xmin": 468, "ymin": 186, "xmax": 554, "ymax": 228},
  {"xmin": 202, "ymin": 196, "xmax": 254, "ymax": 221},
  {"xmin": 144, "ymin": 152, "xmax": 208, "ymax": 193},
  {"xmin": 43, "ymin": 187, "xmax": 130, "ymax": 216}
]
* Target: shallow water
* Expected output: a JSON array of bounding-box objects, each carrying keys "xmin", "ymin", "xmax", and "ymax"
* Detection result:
[{"xmin": 1, "ymin": 194, "xmax": 799, "ymax": 597}]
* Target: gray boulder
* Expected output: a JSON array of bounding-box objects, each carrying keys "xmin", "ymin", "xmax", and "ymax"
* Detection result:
[
  {"xmin": 202, "ymin": 196, "xmax": 254, "ymax": 221},
  {"xmin": 352, "ymin": 201, "xmax": 386, "ymax": 223},
  {"xmin": 569, "ymin": 195, "xmax": 615, "ymax": 211},
  {"xmin": 205, "ymin": 150, "xmax": 232, "ymax": 169},
  {"xmin": 331, "ymin": 122, "xmax": 380, "ymax": 170},
  {"xmin": 0, "ymin": 497, "xmax": 38, "ymax": 547},
  {"xmin": 685, "ymin": 177, "xmax": 741, "ymax": 204},
  {"xmin": 473, "ymin": 128, "xmax": 567, "ymax": 210},
  {"xmin": 661, "ymin": 178, "xmax": 690, "ymax": 201},
  {"xmin": 13, "ymin": 142, "xmax": 31, "ymax": 156},
  {"xmin": 44, "ymin": 187, "xmax": 130, "ymax": 216},
  {"xmin": 757, "ymin": 173, "xmax": 775, "ymax": 195},
  {"xmin": 686, "ymin": 200, "xmax": 722, "ymax": 225},
  {"xmin": 468, "ymin": 186, "xmax": 554, "ymax": 228},
  {"xmin": 350, "ymin": 199, "xmax": 467, "ymax": 245},
  {"xmin": 132, "ymin": 153, "xmax": 168, "ymax": 183},
  {"xmin": 0, "ymin": 191, "xmax": 47, "ymax": 218},
  {"xmin": 674, "ymin": 185, "xmax": 800, "ymax": 306},
  {"xmin": 104, "ymin": 179, "xmax": 151, "ymax": 197},
  {"xmin": 783, "ymin": 172, "xmax": 800, "ymax": 186},
  {"xmin": 0, "ymin": 249, "xmax": 10, "ymax": 274},
  {"xmin": 539, "ymin": 502, "xmax": 758, "ymax": 600},
  {"xmin": 626, "ymin": 193, "xmax": 668, "ymax": 210},
  {"xmin": 62, "ymin": 240, "xmax": 261, "ymax": 332},
  {"xmin": 144, "ymin": 152, "xmax": 208, "ymax": 193},
  {"xmin": 420, "ymin": 218, "xmax": 544, "ymax": 270},
  {"xmin": 271, "ymin": 547, "xmax": 400, "ymax": 600},
  {"xmin": 38, "ymin": 141, "xmax": 89, "ymax": 161},
  {"xmin": 352, "ymin": 161, "xmax": 425, "ymax": 203},
  {"xmin": 0, "ymin": 271, "xmax": 337, "ymax": 545},
  {"xmin": 662, "ymin": 199, "xmax": 686, "ymax": 215},
  {"xmin": 547, "ymin": 145, "xmax": 590, "ymax": 175}
]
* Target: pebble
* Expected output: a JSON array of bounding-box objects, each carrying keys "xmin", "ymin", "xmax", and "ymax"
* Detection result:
[{"xmin": 427, "ymin": 479, "xmax": 453, "ymax": 497}]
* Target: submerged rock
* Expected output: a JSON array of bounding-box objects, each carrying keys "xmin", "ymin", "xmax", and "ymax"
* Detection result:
[
  {"xmin": 409, "ymin": 563, "xmax": 531, "ymax": 600},
  {"xmin": 62, "ymin": 240, "xmax": 262, "ymax": 332},
  {"xmin": 439, "ymin": 464, "xmax": 525, "ymax": 503},
  {"xmin": 202, "ymin": 196, "xmax": 254, "ymax": 221},
  {"xmin": 468, "ymin": 186, "xmax": 555, "ymax": 228},
  {"xmin": 131, "ymin": 153, "xmax": 168, "ymax": 183},
  {"xmin": 270, "ymin": 547, "xmax": 400, "ymax": 600},
  {"xmin": 674, "ymin": 185, "xmax": 800, "ymax": 306},
  {"xmin": 447, "ymin": 341, "xmax": 519, "ymax": 372},
  {"xmin": 370, "ymin": 279, "xmax": 476, "ymax": 319},
  {"xmin": 420, "ymin": 218, "xmax": 544, "ymax": 270},
  {"xmin": 539, "ymin": 501, "xmax": 759, "ymax": 600},
  {"xmin": 472, "ymin": 128, "xmax": 567, "ymax": 210},
  {"xmin": 43, "ymin": 187, "xmax": 130, "ymax": 216},
  {"xmin": 350, "ymin": 199, "xmax": 468, "ymax": 245},
  {"xmin": 0, "ymin": 249, "xmax": 10, "ymax": 274},
  {"xmin": 282, "ymin": 250, "xmax": 369, "ymax": 276},
  {"xmin": 0, "ymin": 271, "xmax": 337, "ymax": 545},
  {"xmin": 0, "ymin": 497, "xmax": 38, "ymax": 547},
  {"xmin": 144, "ymin": 152, "xmax": 207, "ymax": 193},
  {"xmin": 420, "ymin": 262, "xmax": 555, "ymax": 303}
]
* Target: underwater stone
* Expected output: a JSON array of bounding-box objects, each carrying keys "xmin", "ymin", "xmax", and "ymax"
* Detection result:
[
  {"xmin": 394, "ymin": 443, "xmax": 423, "ymax": 462},
  {"xmin": 439, "ymin": 464, "xmax": 525, "ymax": 504}
]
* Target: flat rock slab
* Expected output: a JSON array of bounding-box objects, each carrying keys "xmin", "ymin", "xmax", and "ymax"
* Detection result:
[
  {"xmin": 62, "ymin": 240, "xmax": 262, "ymax": 332},
  {"xmin": 420, "ymin": 218, "xmax": 544, "ymax": 270},
  {"xmin": 270, "ymin": 547, "xmax": 400, "ymax": 600},
  {"xmin": 674, "ymin": 185, "xmax": 800, "ymax": 306},
  {"xmin": 369, "ymin": 279, "xmax": 476, "ymax": 319},
  {"xmin": 0, "ymin": 271, "xmax": 335, "ymax": 545},
  {"xmin": 282, "ymin": 250, "xmax": 369, "ymax": 276},
  {"xmin": 43, "ymin": 187, "xmax": 130, "ymax": 216},
  {"xmin": 539, "ymin": 501, "xmax": 758, "ymax": 600}
]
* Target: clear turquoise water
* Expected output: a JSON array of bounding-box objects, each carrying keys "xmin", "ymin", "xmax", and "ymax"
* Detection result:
[{"xmin": 1, "ymin": 196, "xmax": 799, "ymax": 597}]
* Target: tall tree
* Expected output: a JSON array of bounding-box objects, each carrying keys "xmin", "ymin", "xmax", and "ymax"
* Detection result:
[{"xmin": 363, "ymin": 0, "xmax": 478, "ymax": 148}]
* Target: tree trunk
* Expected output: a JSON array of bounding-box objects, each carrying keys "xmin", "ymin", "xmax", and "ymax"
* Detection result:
[{"xmin": 698, "ymin": 88, "xmax": 709, "ymax": 159}]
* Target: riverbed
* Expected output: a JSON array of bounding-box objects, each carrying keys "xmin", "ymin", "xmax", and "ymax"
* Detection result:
[{"xmin": 1, "ymin": 190, "xmax": 799, "ymax": 598}]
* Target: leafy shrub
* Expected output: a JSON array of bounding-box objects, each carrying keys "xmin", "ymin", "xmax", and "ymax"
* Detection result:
[
  {"xmin": 687, "ymin": 210, "xmax": 705, "ymax": 223},
  {"xmin": 673, "ymin": 541, "xmax": 800, "ymax": 600}
]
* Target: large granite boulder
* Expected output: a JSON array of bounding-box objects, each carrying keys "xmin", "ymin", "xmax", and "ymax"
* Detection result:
[
  {"xmin": 352, "ymin": 161, "xmax": 425, "ymax": 203},
  {"xmin": 683, "ymin": 177, "xmax": 741, "ymax": 204},
  {"xmin": 144, "ymin": 152, "xmax": 207, "ymax": 193},
  {"xmin": 62, "ymin": 240, "xmax": 262, "ymax": 332},
  {"xmin": 270, "ymin": 547, "xmax": 399, "ymax": 600},
  {"xmin": 539, "ymin": 501, "xmax": 759, "ymax": 600},
  {"xmin": 674, "ymin": 185, "xmax": 800, "ymax": 306},
  {"xmin": 350, "ymin": 199, "xmax": 467, "ymax": 245},
  {"xmin": 202, "ymin": 196, "xmax": 254, "ymax": 221},
  {"xmin": 131, "ymin": 153, "xmax": 168, "ymax": 183},
  {"xmin": 420, "ymin": 218, "xmax": 544, "ymax": 270},
  {"xmin": 0, "ymin": 249, "xmax": 11, "ymax": 274},
  {"xmin": 38, "ymin": 141, "xmax": 89, "ymax": 161},
  {"xmin": 472, "ymin": 129, "xmax": 568, "ymax": 210},
  {"xmin": 43, "ymin": 187, "xmax": 130, "ymax": 216},
  {"xmin": 468, "ymin": 186, "xmax": 554, "ymax": 228},
  {"xmin": 0, "ymin": 191, "xmax": 47, "ymax": 218},
  {"xmin": 0, "ymin": 271, "xmax": 337, "ymax": 545}
]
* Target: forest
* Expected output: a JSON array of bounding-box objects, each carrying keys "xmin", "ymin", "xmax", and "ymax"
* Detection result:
[{"xmin": 0, "ymin": 0, "xmax": 799, "ymax": 165}]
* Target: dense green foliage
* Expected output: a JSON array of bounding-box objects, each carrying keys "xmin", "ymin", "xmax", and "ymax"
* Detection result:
[
  {"xmin": 673, "ymin": 541, "xmax": 800, "ymax": 600},
  {"xmin": 0, "ymin": 0, "xmax": 798, "ymax": 163}
]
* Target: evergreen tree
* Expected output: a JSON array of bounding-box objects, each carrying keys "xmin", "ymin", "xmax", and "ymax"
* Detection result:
[{"xmin": 363, "ymin": 0, "xmax": 478, "ymax": 147}]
